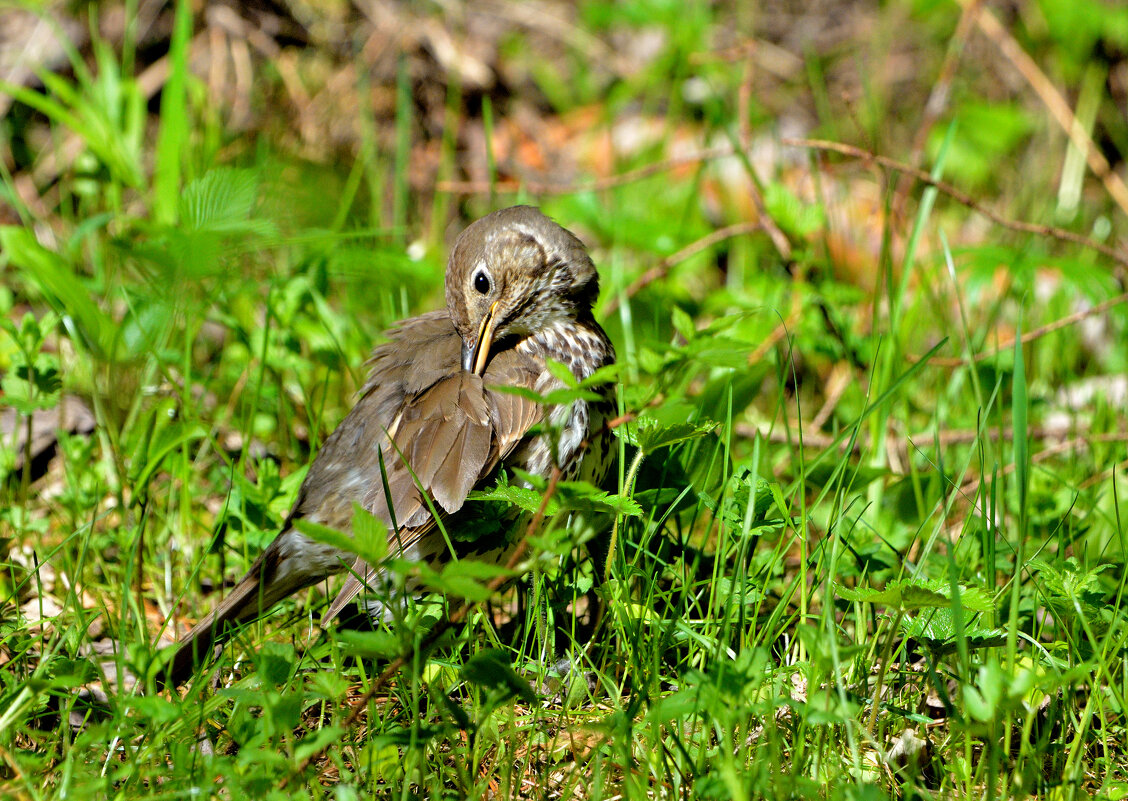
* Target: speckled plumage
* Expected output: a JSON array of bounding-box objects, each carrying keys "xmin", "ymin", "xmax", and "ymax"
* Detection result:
[{"xmin": 164, "ymin": 207, "xmax": 615, "ymax": 686}]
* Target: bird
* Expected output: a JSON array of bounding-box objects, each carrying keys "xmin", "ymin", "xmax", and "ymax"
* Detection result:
[{"xmin": 162, "ymin": 206, "xmax": 616, "ymax": 686}]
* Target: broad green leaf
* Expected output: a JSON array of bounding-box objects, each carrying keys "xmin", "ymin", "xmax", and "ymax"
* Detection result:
[
  {"xmin": 351, "ymin": 503, "xmax": 389, "ymax": 564},
  {"xmin": 468, "ymin": 474, "xmax": 640, "ymax": 518},
  {"xmin": 763, "ymin": 181, "xmax": 824, "ymax": 237},
  {"xmin": 424, "ymin": 559, "xmax": 514, "ymax": 601},
  {"xmin": 544, "ymin": 357, "xmax": 578, "ymax": 388},
  {"xmin": 900, "ymin": 608, "xmax": 1008, "ymax": 656},
  {"xmin": 293, "ymin": 516, "xmax": 385, "ymax": 567},
  {"xmin": 461, "ymin": 649, "xmax": 536, "ymax": 703},
  {"xmin": 671, "ymin": 305, "xmax": 695, "ymax": 341},
  {"xmin": 1, "ymin": 227, "xmax": 114, "ymax": 358},
  {"xmin": 467, "ymin": 475, "xmax": 544, "ymax": 513},
  {"xmin": 963, "ymin": 684, "xmax": 995, "ymax": 723},
  {"xmin": 1, "ymin": 355, "xmax": 61, "ymax": 414},
  {"xmin": 441, "ymin": 559, "xmax": 516, "ymax": 582},
  {"xmin": 180, "ymin": 168, "xmax": 260, "ymax": 232},
  {"xmin": 129, "ymin": 696, "xmax": 182, "ymax": 727},
  {"xmin": 1030, "ymin": 557, "xmax": 1113, "ymax": 600},
  {"xmin": 1027, "ymin": 557, "xmax": 1113, "ymax": 634},
  {"xmin": 721, "ymin": 468, "xmax": 782, "ymax": 530},
  {"xmin": 580, "ymin": 362, "xmax": 624, "ymax": 387},
  {"xmin": 336, "ymin": 629, "xmax": 402, "ymax": 659},
  {"xmin": 554, "ymin": 481, "xmax": 642, "ymax": 518},
  {"xmin": 649, "ymin": 685, "xmax": 705, "ymax": 724},
  {"xmin": 294, "ymin": 726, "xmax": 346, "ymax": 764},
  {"xmin": 620, "ymin": 417, "xmax": 717, "ymax": 455},
  {"xmin": 834, "ymin": 579, "xmax": 995, "ymax": 613},
  {"xmin": 255, "ymin": 641, "xmax": 296, "ymax": 684}
]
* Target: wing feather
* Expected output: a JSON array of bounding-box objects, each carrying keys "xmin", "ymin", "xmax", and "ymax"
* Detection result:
[{"xmin": 319, "ymin": 316, "xmax": 544, "ymax": 625}]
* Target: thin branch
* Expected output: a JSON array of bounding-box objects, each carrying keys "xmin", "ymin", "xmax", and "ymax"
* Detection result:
[
  {"xmin": 747, "ymin": 288, "xmax": 803, "ymax": 366},
  {"xmin": 959, "ymin": 432, "xmax": 1128, "ymax": 496},
  {"xmin": 437, "ymin": 138, "xmax": 1127, "ymax": 274},
  {"xmin": 738, "ymin": 420, "xmax": 1125, "ymax": 455},
  {"xmin": 915, "ymin": 290, "xmax": 1128, "ymax": 367},
  {"xmin": 602, "ymin": 221, "xmax": 763, "ymax": 315},
  {"xmin": 782, "ymin": 137, "xmax": 1128, "ymax": 275},
  {"xmin": 966, "ymin": 1, "xmax": 1128, "ymax": 217},
  {"xmin": 810, "ymin": 363, "xmax": 852, "ymax": 431},
  {"xmin": 1078, "ymin": 456, "xmax": 1128, "ymax": 491},
  {"xmin": 434, "ymin": 145, "xmax": 734, "ymax": 196},
  {"xmin": 893, "ymin": 0, "xmax": 985, "ymax": 219}
]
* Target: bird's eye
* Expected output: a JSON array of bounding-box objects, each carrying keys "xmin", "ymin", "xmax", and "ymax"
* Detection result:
[{"xmin": 473, "ymin": 271, "xmax": 490, "ymax": 294}]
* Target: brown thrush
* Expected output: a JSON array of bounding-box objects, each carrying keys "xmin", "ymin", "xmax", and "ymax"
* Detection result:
[{"xmin": 164, "ymin": 206, "xmax": 616, "ymax": 686}]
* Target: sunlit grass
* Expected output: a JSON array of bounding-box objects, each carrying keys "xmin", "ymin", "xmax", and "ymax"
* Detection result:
[{"xmin": 2, "ymin": 2, "xmax": 1128, "ymax": 799}]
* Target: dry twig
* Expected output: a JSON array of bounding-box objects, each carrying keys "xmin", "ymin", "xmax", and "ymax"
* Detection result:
[
  {"xmin": 916, "ymin": 290, "xmax": 1128, "ymax": 367},
  {"xmin": 782, "ymin": 137, "xmax": 1128, "ymax": 276},
  {"xmin": 438, "ymin": 139, "xmax": 1127, "ymax": 275},
  {"xmin": 965, "ymin": 1, "xmax": 1128, "ymax": 217},
  {"xmin": 959, "ymin": 431, "xmax": 1128, "ymax": 497},
  {"xmin": 603, "ymin": 221, "xmax": 763, "ymax": 315},
  {"xmin": 434, "ymin": 145, "xmax": 734, "ymax": 196},
  {"xmin": 893, "ymin": 0, "xmax": 985, "ymax": 218}
]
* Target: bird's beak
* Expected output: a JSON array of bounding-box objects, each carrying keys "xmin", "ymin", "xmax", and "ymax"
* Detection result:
[{"xmin": 462, "ymin": 302, "xmax": 499, "ymax": 375}]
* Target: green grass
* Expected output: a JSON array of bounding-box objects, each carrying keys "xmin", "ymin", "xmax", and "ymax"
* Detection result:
[{"xmin": 2, "ymin": 1, "xmax": 1128, "ymax": 798}]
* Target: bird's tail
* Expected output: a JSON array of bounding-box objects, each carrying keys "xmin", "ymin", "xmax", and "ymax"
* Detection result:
[
  {"xmin": 319, "ymin": 558, "xmax": 374, "ymax": 628},
  {"xmin": 160, "ymin": 547, "xmax": 310, "ymax": 688}
]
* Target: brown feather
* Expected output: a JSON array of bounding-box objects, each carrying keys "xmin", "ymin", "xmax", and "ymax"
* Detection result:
[
  {"xmin": 320, "ymin": 557, "xmax": 372, "ymax": 625},
  {"xmin": 163, "ymin": 543, "xmax": 324, "ymax": 686}
]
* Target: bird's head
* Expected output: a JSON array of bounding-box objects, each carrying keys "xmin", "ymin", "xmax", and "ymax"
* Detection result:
[{"xmin": 445, "ymin": 206, "xmax": 599, "ymax": 375}]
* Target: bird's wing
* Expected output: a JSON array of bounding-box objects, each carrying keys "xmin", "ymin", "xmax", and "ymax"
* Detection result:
[
  {"xmin": 484, "ymin": 352, "xmax": 546, "ymax": 461},
  {"xmin": 319, "ymin": 320, "xmax": 543, "ymax": 625}
]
